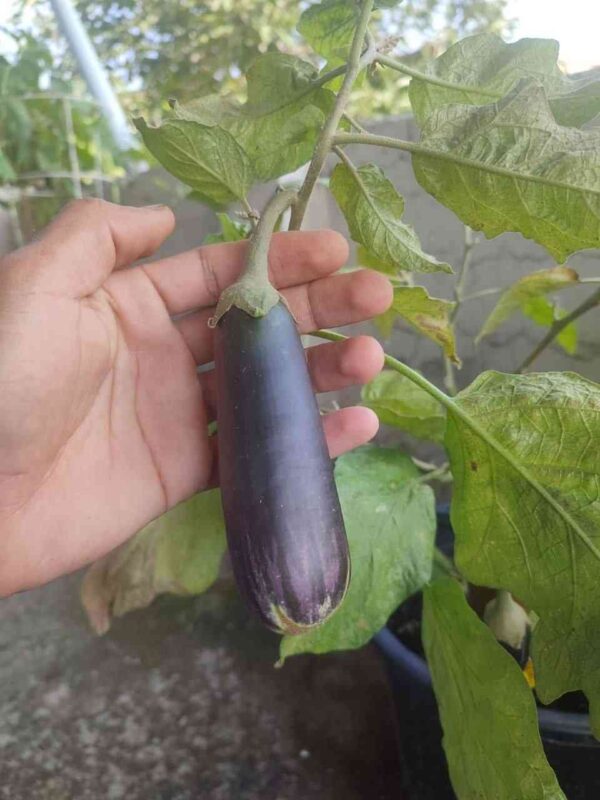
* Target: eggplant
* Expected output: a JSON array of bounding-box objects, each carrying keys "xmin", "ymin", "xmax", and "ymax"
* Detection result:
[{"xmin": 214, "ymin": 302, "xmax": 350, "ymax": 634}]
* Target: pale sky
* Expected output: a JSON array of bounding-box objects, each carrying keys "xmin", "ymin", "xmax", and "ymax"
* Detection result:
[{"xmin": 0, "ymin": 0, "xmax": 598, "ymax": 73}]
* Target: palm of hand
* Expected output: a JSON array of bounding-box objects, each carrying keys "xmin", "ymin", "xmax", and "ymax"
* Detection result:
[{"xmin": 0, "ymin": 200, "xmax": 391, "ymax": 595}]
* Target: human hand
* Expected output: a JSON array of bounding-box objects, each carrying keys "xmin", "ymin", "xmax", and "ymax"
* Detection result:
[{"xmin": 0, "ymin": 200, "xmax": 392, "ymax": 596}]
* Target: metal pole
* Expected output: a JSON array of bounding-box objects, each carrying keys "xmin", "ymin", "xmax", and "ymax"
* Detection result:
[{"xmin": 49, "ymin": 0, "xmax": 134, "ymax": 151}]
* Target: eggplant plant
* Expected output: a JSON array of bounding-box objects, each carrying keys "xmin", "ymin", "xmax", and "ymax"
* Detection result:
[{"xmin": 82, "ymin": 2, "xmax": 600, "ymax": 797}]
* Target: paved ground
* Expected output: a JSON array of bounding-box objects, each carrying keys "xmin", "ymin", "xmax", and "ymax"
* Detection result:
[{"xmin": 0, "ymin": 573, "xmax": 403, "ymax": 799}]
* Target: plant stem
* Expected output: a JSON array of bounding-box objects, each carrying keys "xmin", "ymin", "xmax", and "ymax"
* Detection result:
[
  {"xmin": 375, "ymin": 52, "xmax": 497, "ymax": 98},
  {"xmin": 208, "ymin": 189, "xmax": 297, "ymax": 326},
  {"xmin": 289, "ymin": 0, "xmax": 375, "ymax": 230},
  {"xmin": 342, "ymin": 112, "xmax": 367, "ymax": 133},
  {"xmin": 314, "ymin": 328, "xmax": 451, "ymax": 408},
  {"xmin": 517, "ymin": 286, "xmax": 600, "ymax": 372},
  {"xmin": 241, "ymin": 196, "xmax": 258, "ymax": 229},
  {"xmin": 461, "ymin": 287, "xmax": 503, "ymax": 302},
  {"xmin": 312, "ymin": 63, "xmax": 348, "ymax": 89},
  {"xmin": 444, "ymin": 227, "xmax": 476, "ymax": 394},
  {"xmin": 245, "ymin": 190, "xmax": 298, "ymax": 282}
]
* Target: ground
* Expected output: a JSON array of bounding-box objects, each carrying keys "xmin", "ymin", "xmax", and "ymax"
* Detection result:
[{"xmin": 0, "ymin": 573, "xmax": 402, "ymax": 799}]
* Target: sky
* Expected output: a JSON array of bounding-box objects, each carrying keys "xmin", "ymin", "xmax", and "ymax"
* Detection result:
[
  {"xmin": 0, "ymin": 0, "xmax": 598, "ymax": 73},
  {"xmin": 506, "ymin": 0, "xmax": 599, "ymax": 73}
]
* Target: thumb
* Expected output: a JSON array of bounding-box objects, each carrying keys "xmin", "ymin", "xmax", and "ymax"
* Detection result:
[{"xmin": 3, "ymin": 199, "xmax": 175, "ymax": 297}]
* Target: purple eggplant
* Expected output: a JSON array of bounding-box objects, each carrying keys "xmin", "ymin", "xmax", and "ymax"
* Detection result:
[{"xmin": 214, "ymin": 302, "xmax": 350, "ymax": 633}]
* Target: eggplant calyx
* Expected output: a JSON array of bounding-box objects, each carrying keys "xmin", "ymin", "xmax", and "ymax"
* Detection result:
[{"xmin": 208, "ymin": 277, "xmax": 283, "ymax": 327}]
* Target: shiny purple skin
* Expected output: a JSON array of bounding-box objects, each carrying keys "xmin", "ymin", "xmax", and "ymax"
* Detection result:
[{"xmin": 214, "ymin": 303, "xmax": 350, "ymax": 634}]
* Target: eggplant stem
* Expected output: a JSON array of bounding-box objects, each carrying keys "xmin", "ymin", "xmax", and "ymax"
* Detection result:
[{"xmin": 209, "ymin": 189, "xmax": 298, "ymax": 326}]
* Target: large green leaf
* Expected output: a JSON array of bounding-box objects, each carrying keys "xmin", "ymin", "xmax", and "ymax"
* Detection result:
[
  {"xmin": 412, "ymin": 81, "xmax": 600, "ymax": 262},
  {"xmin": 298, "ymin": 0, "xmax": 358, "ymax": 60},
  {"xmin": 386, "ymin": 285, "xmax": 459, "ymax": 362},
  {"xmin": 445, "ymin": 371, "xmax": 600, "ymax": 734},
  {"xmin": 279, "ymin": 445, "xmax": 436, "ymax": 662},
  {"xmin": 134, "ymin": 117, "xmax": 252, "ymax": 205},
  {"xmin": 81, "ymin": 490, "xmax": 227, "ymax": 634},
  {"xmin": 362, "ymin": 370, "xmax": 446, "ymax": 442},
  {"xmin": 330, "ymin": 162, "xmax": 452, "ymax": 274},
  {"xmin": 409, "ymin": 33, "xmax": 600, "ymax": 128},
  {"xmin": 477, "ymin": 266, "xmax": 579, "ymax": 341},
  {"xmin": 424, "ymin": 578, "xmax": 565, "ymax": 800},
  {"xmin": 170, "ymin": 54, "xmax": 336, "ymax": 182},
  {"xmin": 522, "ymin": 296, "xmax": 578, "ymax": 355}
]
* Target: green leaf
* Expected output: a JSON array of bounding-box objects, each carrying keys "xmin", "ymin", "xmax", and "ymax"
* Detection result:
[
  {"xmin": 298, "ymin": 0, "xmax": 359, "ymax": 60},
  {"xmin": 170, "ymin": 54, "xmax": 336, "ymax": 182},
  {"xmin": 387, "ymin": 285, "xmax": 459, "ymax": 363},
  {"xmin": 409, "ymin": 33, "xmax": 600, "ymax": 128},
  {"xmin": 412, "ymin": 81, "xmax": 600, "ymax": 262},
  {"xmin": 81, "ymin": 490, "xmax": 226, "ymax": 634},
  {"xmin": 203, "ymin": 212, "xmax": 251, "ymax": 244},
  {"xmin": 522, "ymin": 296, "xmax": 578, "ymax": 354},
  {"xmin": 445, "ymin": 371, "xmax": 600, "ymax": 735},
  {"xmin": 330, "ymin": 162, "xmax": 452, "ymax": 274},
  {"xmin": 477, "ymin": 266, "xmax": 579, "ymax": 341},
  {"xmin": 279, "ymin": 445, "xmax": 436, "ymax": 662},
  {"xmin": 362, "ymin": 370, "xmax": 446, "ymax": 443},
  {"xmin": 134, "ymin": 117, "xmax": 252, "ymax": 206},
  {"xmin": 423, "ymin": 578, "xmax": 565, "ymax": 800}
]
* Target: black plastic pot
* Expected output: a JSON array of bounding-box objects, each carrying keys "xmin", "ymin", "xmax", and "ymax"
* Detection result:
[{"xmin": 374, "ymin": 508, "xmax": 600, "ymax": 800}]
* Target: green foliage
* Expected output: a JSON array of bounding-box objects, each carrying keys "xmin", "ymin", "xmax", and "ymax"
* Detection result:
[
  {"xmin": 445, "ymin": 371, "xmax": 600, "ymax": 734},
  {"xmin": 384, "ymin": 286, "xmax": 459, "ymax": 362},
  {"xmin": 477, "ymin": 267, "xmax": 579, "ymax": 341},
  {"xmin": 412, "ymin": 81, "xmax": 600, "ymax": 262},
  {"xmin": 163, "ymin": 54, "xmax": 336, "ymax": 183},
  {"xmin": 522, "ymin": 296, "xmax": 578, "ymax": 355},
  {"xmin": 409, "ymin": 33, "xmax": 600, "ymax": 128},
  {"xmin": 203, "ymin": 213, "xmax": 252, "ymax": 244},
  {"xmin": 81, "ymin": 490, "xmax": 227, "ymax": 634},
  {"xmin": 134, "ymin": 117, "xmax": 252, "ymax": 206},
  {"xmin": 424, "ymin": 578, "xmax": 565, "ymax": 800},
  {"xmin": 330, "ymin": 162, "xmax": 452, "ymax": 274},
  {"xmin": 279, "ymin": 445, "xmax": 436, "ymax": 661},
  {"xmin": 362, "ymin": 370, "xmax": 446, "ymax": 442}
]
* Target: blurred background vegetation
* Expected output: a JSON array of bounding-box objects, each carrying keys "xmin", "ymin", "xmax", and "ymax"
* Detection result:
[{"xmin": 1, "ymin": 0, "xmax": 511, "ymax": 240}]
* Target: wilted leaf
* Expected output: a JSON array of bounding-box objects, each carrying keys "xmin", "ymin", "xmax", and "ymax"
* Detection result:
[
  {"xmin": 477, "ymin": 266, "xmax": 579, "ymax": 341},
  {"xmin": 330, "ymin": 162, "xmax": 452, "ymax": 274},
  {"xmin": 424, "ymin": 578, "xmax": 565, "ymax": 800},
  {"xmin": 279, "ymin": 445, "xmax": 436, "ymax": 661},
  {"xmin": 409, "ymin": 33, "xmax": 600, "ymax": 128},
  {"xmin": 522, "ymin": 296, "xmax": 578, "ymax": 355},
  {"xmin": 170, "ymin": 54, "xmax": 336, "ymax": 182},
  {"xmin": 134, "ymin": 117, "xmax": 252, "ymax": 206},
  {"xmin": 81, "ymin": 490, "xmax": 226, "ymax": 634},
  {"xmin": 445, "ymin": 370, "xmax": 600, "ymax": 735},
  {"xmin": 412, "ymin": 81, "xmax": 600, "ymax": 262},
  {"xmin": 387, "ymin": 285, "xmax": 459, "ymax": 362},
  {"xmin": 362, "ymin": 370, "xmax": 446, "ymax": 442}
]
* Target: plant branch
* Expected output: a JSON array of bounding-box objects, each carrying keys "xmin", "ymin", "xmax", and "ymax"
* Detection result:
[
  {"xmin": 444, "ymin": 227, "xmax": 477, "ymax": 394},
  {"xmin": 312, "ymin": 63, "xmax": 348, "ymax": 89},
  {"xmin": 289, "ymin": 0, "xmax": 375, "ymax": 230},
  {"xmin": 245, "ymin": 190, "xmax": 298, "ymax": 281},
  {"xmin": 342, "ymin": 112, "xmax": 368, "ymax": 133},
  {"xmin": 375, "ymin": 52, "xmax": 497, "ymax": 98},
  {"xmin": 517, "ymin": 286, "xmax": 600, "ymax": 372}
]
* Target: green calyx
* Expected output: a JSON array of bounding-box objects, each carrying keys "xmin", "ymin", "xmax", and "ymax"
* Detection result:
[{"xmin": 208, "ymin": 188, "xmax": 298, "ymax": 327}]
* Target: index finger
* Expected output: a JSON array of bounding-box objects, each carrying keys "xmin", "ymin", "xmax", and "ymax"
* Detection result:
[{"xmin": 138, "ymin": 229, "xmax": 350, "ymax": 315}]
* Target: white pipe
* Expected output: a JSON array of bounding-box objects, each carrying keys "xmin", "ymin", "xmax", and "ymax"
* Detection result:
[{"xmin": 49, "ymin": 0, "xmax": 134, "ymax": 150}]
